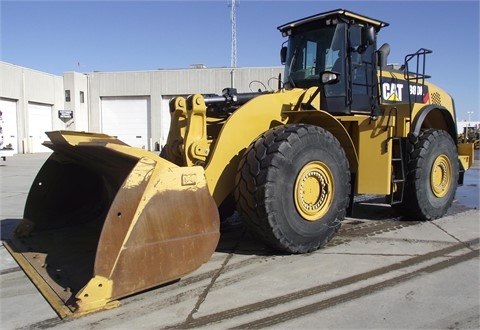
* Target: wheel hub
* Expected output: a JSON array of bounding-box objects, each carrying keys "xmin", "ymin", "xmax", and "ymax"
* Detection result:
[
  {"xmin": 294, "ymin": 161, "xmax": 334, "ymax": 221},
  {"xmin": 430, "ymin": 154, "xmax": 452, "ymax": 198}
]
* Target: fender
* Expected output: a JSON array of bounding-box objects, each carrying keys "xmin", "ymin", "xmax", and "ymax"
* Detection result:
[
  {"xmin": 411, "ymin": 105, "xmax": 457, "ymax": 143},
  {"xmin": 204, "ymin": 92, "xmax": 290, "ymax": 205},
  {"xmin": 286, "ymin": 110, "xmax": 359, "ymax": 173},
  {"xmin": 204, "ymin": 90, "xmax": 358, "ymax": 206}
]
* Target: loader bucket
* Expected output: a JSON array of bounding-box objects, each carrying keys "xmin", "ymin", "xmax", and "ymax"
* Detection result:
[{"xmin": 4, "ymin": 131, "xmax": 220, "ymax": 318}]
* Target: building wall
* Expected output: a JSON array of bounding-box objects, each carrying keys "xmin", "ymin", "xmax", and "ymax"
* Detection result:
[
  {"xmin": 63, "ymin": 72, "xmax": 89, "ymax": 131},
  {"xmin": 88, "ymin": 67, "xmax": 283, "ymax": 149},
  {"xmin": 0, "ymin": 62, "xmax": 64, "ymax": 153},
  {"xmin": 457, "ymin": 121, "xmax": 480, "ymax": 137},
  {"xmin": 0, "ymin": 61, "xmax": 283, "ymax": 153},
  {"xmin": 3, "ymin": 60, "xmax": 476, "ymax": 155}
]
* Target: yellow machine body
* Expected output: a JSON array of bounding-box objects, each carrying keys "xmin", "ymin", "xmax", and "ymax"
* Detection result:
[
  {"xmin": 166, "ymin": 78, "xmax": 471, "ymax": 202},
  {"xmin": 4, "ymin": 9, "xmax": 473, "ymax": 318},
  {"xmin": 5, "ymin": 76, "xmax": 471, "ymax": 318}
]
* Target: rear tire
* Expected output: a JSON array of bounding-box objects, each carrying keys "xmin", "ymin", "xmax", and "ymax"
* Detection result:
[
  {"xmin": 397, "ymin": 129, "xmax": 458, "ymax": 220},
  {"xmin": 234, "ymin": 124, "xmax": 350, "ymax": 253}
]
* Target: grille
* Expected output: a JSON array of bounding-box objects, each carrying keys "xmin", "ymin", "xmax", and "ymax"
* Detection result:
[{"xmin": 431, "ymin": 92, "xmax": 441, "ymax": 105}]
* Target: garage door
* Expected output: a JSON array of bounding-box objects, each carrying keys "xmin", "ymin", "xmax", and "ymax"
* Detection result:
[
  {"xmin": 28, "ymin": 102, "xmax": 52, "ymax": 153},
  {"xmin": 101, "ymin": 97, "xmax": 149, "ymax": 149},
  {"xmin": 160, "ymin": 97, "xmax": 172, "ymax": 148},
  {"xmin": 0, "ymin": 98, "xmax": 18, "ymax": 153}
]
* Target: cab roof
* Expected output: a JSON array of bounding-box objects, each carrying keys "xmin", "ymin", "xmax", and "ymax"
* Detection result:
[{"xmin": 277, "ymin": 8, "xmax": 389, "ymax": 34}]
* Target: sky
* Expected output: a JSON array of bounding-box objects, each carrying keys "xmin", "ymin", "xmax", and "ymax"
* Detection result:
[{"xmin": 1, "ymin": 0, "xmax": 479, "ymax": 122}]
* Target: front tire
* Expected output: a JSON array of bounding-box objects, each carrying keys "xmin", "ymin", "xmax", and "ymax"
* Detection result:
[
  {"xmin": 234, "ymin": 124, "xmax": 350, "ymax": 253},
  {"xmin": 399, "ymin": 129, "xmax": 459, "ymax": 220}
]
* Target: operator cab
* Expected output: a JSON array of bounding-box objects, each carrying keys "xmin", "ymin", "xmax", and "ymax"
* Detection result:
[{"xmin": 278, "ymin": 9, "xmax": 389, "ymax": 115}]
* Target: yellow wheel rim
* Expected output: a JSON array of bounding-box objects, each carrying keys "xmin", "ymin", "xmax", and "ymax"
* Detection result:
[
  {"xmin": 430, "ymin": 154, "xmax": 452, "ymax": 198},
  {"xmin": 294, "ymin": 161, "xmax": 334, "ymax": 221}
]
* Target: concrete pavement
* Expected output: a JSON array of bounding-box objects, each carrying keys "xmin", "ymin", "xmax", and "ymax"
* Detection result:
[{"xmin": 1, "ymin": 152, "xmax": 479, "ymax": 329}]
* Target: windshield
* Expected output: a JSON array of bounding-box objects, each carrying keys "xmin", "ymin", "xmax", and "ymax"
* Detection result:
[{"xmin": 283, "ymin": 24, "xmax": 346, "ymax": 92}]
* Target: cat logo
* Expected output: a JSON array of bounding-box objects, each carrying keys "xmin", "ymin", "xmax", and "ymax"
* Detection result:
[
  {"xmin": 382, "ymin": 82, "xmax": 404, "ymax": 102},
  {"xmin": 182, "ymin": 173, "xmax": 197, "ymax": 186}
]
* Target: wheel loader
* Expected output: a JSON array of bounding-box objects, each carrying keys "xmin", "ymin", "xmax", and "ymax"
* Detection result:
[{"xmin": 4, "ymin": 9, "xmax": 474, "ymax": 318}]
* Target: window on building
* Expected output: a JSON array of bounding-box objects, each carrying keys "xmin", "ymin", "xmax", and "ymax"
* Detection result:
[
  {"xmin": 65, "ymin": 90, "xmax": 71, "ymax": 102},
  {"xmin": 80, "ymin": 91, "xmax": 84, "ymax": 103}
]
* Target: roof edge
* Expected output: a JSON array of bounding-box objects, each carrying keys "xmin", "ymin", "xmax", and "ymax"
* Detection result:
[{"xmin": 277, "ymin": 8, "xmax": 389, "ymax": 32}]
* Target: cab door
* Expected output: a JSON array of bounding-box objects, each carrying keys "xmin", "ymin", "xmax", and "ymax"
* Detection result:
[{"xmin": 348, "ymin": 25, "xmax": 378, "ymax": 114}]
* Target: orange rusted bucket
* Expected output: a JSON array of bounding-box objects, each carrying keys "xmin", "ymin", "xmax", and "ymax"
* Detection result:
[{"xmin": 4, "ymin": 131, "xmax": 220, "ymax": 318}]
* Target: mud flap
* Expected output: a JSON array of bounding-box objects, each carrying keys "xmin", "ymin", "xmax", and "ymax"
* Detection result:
[{"xmin": 4, "ymin": 131, "xmax": 220, "ymax": 318}]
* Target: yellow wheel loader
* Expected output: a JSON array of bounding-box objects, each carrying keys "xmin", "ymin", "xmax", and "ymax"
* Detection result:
[{"xmin": 4, "ymin": 9, "xmax": 474, "ymax": 318}]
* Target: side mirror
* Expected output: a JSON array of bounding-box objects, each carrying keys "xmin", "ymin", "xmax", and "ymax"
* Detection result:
[
  {"xmin": 362, "ymin": 26, "xmax": 375, "ymax": 46},
  {"xmin": 356, "ymin": 26, "xmax": 375, "ymax": 54},
  {"xmin": 320, "ymin": 71, "xmax": 340, "ymax": 85},
  {"xmin": 280, "ymin": 46, "xmax": 287, "ymax": 65}
]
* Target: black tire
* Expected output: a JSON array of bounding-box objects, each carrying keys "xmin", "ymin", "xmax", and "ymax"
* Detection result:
[
  {"xmin": 234, "ymin": 124, "xmax": 350, "ymax": 253},
  {"xmin": 159, "ymin": 146, "xmax": 167, "ymax": 159},
  {"xmin": 218, "ymin": 193, "xmax": 236, "ymax": 222},
  {"xmin": 397, "ymin": 129, "xmax": 458, "ymax": 220}
]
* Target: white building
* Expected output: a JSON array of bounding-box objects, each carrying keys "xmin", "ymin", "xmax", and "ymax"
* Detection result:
[
  {"xmin": 2, "ymin": 60, "xmax": 475, "ymax": 156},
  {"xmin": 457, "ymin": 120, "xmax": 480, "ymax": 135},
  {"xmin": 0, "ymin": 61, "xmax": 283, "ymax": 154}
]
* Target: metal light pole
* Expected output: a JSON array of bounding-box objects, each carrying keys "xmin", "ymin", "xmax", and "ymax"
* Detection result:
[{"xmin": 467, "ymin": 111, "xmax": 473, "ymax": 122}]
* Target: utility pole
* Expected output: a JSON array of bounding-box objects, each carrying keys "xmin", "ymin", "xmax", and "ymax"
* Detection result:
[{"xmin": 230, "ymin": 0, "xmax": 238, "ymax": 68}]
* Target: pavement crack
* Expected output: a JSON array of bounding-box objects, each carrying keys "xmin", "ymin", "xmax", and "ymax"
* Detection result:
[
  {"xmin": 233, "ymin": 249, "xmax": 479, "ymax": 329},
  {"xmin": 184, "ymin": 228, "xmax": 247, "ymax": 327},
  {"xmin": 168, "ymin": 238, "xmax": 479, "ymax": 329},
  {"xmin": 431, "ymin": 221, "xmax": 478, "ymax": 252}
]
